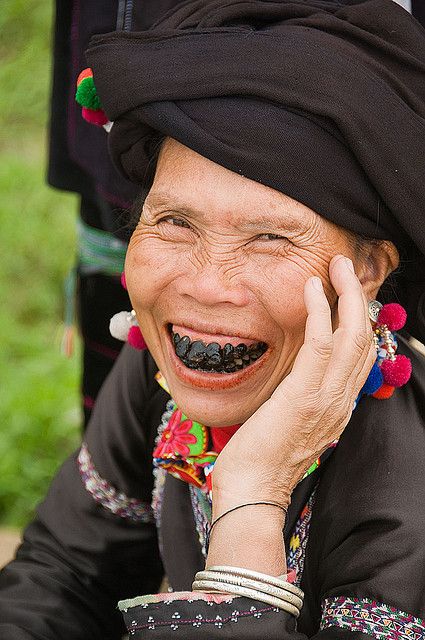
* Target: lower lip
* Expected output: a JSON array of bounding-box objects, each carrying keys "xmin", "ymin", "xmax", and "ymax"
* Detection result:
[{"xmin": 165, "ymin": 329, "xmax": 270, "ymax": 390}]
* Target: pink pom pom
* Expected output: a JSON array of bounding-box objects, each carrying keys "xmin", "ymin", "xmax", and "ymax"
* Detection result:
[
  {"xmin": 120, "ymin": 272, "xmax": 127, "ymax": 290},
  {"xmin": 380, "ymin": 354, "xmax": 412, "ymax": 387},
  {"xmin": 127, "ymin": 325, "xmax": 147, "ymax": 350},
  {"xmin": 377, "ymin": 303, "xmax": 407, "ymax": 331},
  {"xmin": 82, "ymin": 107, "xmax": 109, "ymax": 127}
]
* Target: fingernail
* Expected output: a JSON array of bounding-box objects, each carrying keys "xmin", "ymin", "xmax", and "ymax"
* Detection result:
[
  {"xmin": 345, "ymin": 257, "xmax": 355, "ymax": 273},
  {"xmin": 311, "ymin": 276, "xmax": 323, "ymax": 292}
]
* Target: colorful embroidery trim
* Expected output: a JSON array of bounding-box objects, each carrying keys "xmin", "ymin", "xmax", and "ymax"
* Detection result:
[
  {"xmin": 189, "ymin": 484, "xmax": 212, "ymax": 557},
  {"xmin": 78, "ymin": 443, "xmax": 154, "ymax": 523},
  {"xmin": 119, "ymin": 593, "xmax": 280, "ymax": 633},
  {"xmin": 119, "ymin": 591, "xmax": 237, "ymax": 610},
  {"xmin": 287, "ymin": 488, "xmax": 316, "ymax": 586},
  {"xmin": 321, "ymin": 596, "xmax": 425, "ymax": 640}
]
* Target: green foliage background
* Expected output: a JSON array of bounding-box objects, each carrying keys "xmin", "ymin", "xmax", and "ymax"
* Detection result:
[{"xmin": 0, "ymin": 1, "xmax": 81, "ymax": 527}]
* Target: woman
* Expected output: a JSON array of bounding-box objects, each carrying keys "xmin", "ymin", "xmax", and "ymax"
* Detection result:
[{"xmin": 1, "ymin": 0, "xmax": 425, "ymax": 638}]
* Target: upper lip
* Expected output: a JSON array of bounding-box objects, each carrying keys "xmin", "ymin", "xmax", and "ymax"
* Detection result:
[{"xmin": 167, "ymin": 320, "xmax": 265, "ymax": 343}]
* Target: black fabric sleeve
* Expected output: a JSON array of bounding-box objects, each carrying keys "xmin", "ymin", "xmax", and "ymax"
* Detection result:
[
  {"xmin": 0, "ymin": 346, "xmax": 166, "ymax": 639},
  {"xmin": 300, "ymin": 341, "xmax": 425, "ymax": 634},
  {"xmin": 117, "ymin": 592, "xmax": 373, "ymax": 639}
]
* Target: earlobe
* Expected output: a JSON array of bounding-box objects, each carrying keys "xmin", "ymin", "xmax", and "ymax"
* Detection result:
[{"xmin": 356, "ymin": 240, "xmax": 399, "ymax": 300}]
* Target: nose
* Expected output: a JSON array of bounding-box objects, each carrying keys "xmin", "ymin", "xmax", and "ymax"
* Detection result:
[{"xmin": 175, "ymin": 262, "xmax": 250, "ymax": 308}]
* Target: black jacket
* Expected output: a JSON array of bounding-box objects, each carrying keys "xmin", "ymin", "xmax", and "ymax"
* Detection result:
[{"xmin": 1, "ymin": 339, "xmax": 424, "ymax": 638}]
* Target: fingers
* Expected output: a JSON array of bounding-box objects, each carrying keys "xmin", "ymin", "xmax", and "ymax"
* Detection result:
[
  {"xmin": 326, "ymin": 255, "xmax": 375, "ymax": 389},
  {"xmin": 285, "ymin": 255, "xmax": 374, "ymax": 412},
  {"xmin": 287, "ymin": 275, "xmax": 333, "ymax": 391},
  {"xmin": 278, "ymin": 254, "xmax": 375, "ymax": 417}
]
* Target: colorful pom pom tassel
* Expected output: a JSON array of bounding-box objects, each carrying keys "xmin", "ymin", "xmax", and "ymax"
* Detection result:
[
  {"xmin": 360, "ymin": 361, "xmax": 383, "ymax": 396},
  {"xmin": 368, "ymin": 300, "xmax": 411, "ymax": 397},
  {"xmin": 75, "ymin": 67, "xmax": 110, "ymax": 129},
  {"xmin": 77, "ymin": 68, "xmax": 93, "ymax": 85},
  {"xmin": 127, "ymin": 325, "xmax": 147, "ymax": 350},
  {"xmin": 380, "ymin": 354, "xmax": 412, "ymax": 387},
  {"xmin": 372, "ymin": 383, "xmax": 395, "ymax": 400},
  {"xmin": 377, "ymin": 303, "xmax": 407, "ymax": 332},
  {"xmin": 109, "ymin": 311, "xmax": 132, "ymax": 342},
  {"xmin": 76, "ymin": 72, "xmax": 101, "ymax": 110},
  {"xmin": 109, "ymin": 310, "xmax": 147, "ymax": 350},
  {"xmin": 81, "ymin": 107, "xmax": 109, "ymax": 127}
]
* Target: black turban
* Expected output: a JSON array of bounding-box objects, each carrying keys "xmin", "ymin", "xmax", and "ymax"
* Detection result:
[{"xmin": 86, "ymin": 0, "xmax": 425, "ymax": 342}]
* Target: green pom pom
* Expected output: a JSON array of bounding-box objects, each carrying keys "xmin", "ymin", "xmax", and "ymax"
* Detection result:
[{"xmin": 75, "ymin": 76, "xmax": 101, "ymax": 110}]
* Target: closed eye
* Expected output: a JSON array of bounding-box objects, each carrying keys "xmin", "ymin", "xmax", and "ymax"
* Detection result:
[
  {"xmin": 159, "ymin": 216, "xmax": 191, "ymax": 229},
  {"xmin": 256, "ymin": 233, "xmax": 288, "ymax": 241}
]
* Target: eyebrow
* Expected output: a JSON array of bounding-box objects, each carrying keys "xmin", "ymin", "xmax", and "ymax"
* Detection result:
[
  {"xmin": 146, "ymin": 191, "xmax": 303, "ymax": 233},
  {"xmin": 145, "ymin": 192, "xmax": 197, "ymax": 217},
  {"xmin": 238, "ymin": 213, "xmax": 302, "ymax": 233}
]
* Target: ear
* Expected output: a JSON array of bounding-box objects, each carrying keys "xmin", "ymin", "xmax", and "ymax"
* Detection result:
[{"xmin": 355, "ymin": 240, "xmax": 399, "ymax": 300}]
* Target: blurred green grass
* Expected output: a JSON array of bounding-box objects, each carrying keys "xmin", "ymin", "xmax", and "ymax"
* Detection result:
[{"xmin": 0, "ymin": 0, "xmax": 81, "ymax": 526}]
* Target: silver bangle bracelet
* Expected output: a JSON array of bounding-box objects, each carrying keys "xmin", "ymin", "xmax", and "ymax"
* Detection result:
[
  {"xmin": 192, "ymin": 579, "xmax": 300, "ymax": 617},
  {"xmin": 194, "ymin": 571, "xmax": 303, "ymax": 610},
  {"xmin": 201, "ymin": 566, "xmax": 304, "ymax": 600}
]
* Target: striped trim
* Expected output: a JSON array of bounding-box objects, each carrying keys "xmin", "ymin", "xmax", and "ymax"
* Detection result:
[
  {"xmin": 321, "ymin": 596, "xmax": 425, "ymax": 640},
  {"xmin": 77, "ymin": 220, "xmax": 127, "ymax": 276},
  {"xmin": 78, "ymin": 443, "xmax": 154, "ymax": 523}
]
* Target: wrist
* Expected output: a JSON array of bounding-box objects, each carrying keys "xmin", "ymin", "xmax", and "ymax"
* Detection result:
[
  {"xmin": 207, "ymin": 504, "xmax": 287, "ymax": 575},
  {"xmin": 211, "ymin": 501, "xmax": 287, "ymax": 528},
  {"xmin": 212, "ymin": 475, "xmax": 292, "ymax": 517}
]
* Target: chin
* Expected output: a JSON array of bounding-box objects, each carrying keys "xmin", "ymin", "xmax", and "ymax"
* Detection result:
[{"xmin": 172, "ymin": 387, "xmax": 255, "ymax": 427}]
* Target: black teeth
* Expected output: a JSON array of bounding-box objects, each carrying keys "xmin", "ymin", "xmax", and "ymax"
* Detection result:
[
  {"xmin": 223, "ymin": 343, "xmax": 234, "ymax": 362},
  {"xmin": 207, "ymin": 352, "xmax": 223, "ymax": 366},
  {"xmin": 187, "ymin": 340, "xmax": 207, "ymax": 364},
  {"xmin": 235, "ymin": 343, "xmax": 247, "ymax": 357},
  {"xmin": 171, "ymin": 330, "xmax": 267, "ymax": 373},
  {"xmin": 205, "ymin": 342, "xmax": 221, "ymax": 357},
  {"xmin": 175, "ymin": 336, "xmax": 190, "ymax": 358}
]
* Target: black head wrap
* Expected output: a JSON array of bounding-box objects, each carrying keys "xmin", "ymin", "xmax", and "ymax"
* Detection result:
[{"xmin": 86, "ymin": 0, "xmax": 425, "ymax": 341}]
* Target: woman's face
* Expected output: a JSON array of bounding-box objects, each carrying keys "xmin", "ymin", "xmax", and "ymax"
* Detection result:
[{"xmin": 126, "ymin": 139, "xmax": 361, "ymax": 426}]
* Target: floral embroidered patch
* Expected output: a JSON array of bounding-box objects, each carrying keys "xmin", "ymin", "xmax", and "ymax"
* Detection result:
[
  {"xmin": 78, "ymin": 443, "xmax": 154, "ymax": 523},
  {"xmin": 321, "ymin": 596, "xmax": 425, "ymax": 640}
]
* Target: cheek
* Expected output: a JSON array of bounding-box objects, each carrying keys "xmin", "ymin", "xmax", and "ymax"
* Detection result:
[
  {"xmin": 124, "ymin": 233, "xmax": 180, "ymax": 311},
  {"xmin": 247, "ymin": 256, "xmax": 311, "ymax": 337}
]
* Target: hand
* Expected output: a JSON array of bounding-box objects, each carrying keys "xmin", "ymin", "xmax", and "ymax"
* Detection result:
[{"xmin": 212, "ymin": 255, "xmax": 376, "ymax": 515}]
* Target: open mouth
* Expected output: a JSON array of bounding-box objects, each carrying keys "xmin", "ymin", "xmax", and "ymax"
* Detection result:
[{"xmin": 170, "ymin": 326, "xmax": 268, "ymax": 374}]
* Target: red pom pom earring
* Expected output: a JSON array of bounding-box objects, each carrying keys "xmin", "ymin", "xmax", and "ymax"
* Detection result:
[
  {"xmin": 367, "ymin": 301, "xmax": 412, "ymax": 399},
  {"xmin": 108, "ymin": 273, "xmax": 147, "ymax": 350},
  {"xmin": 109, "ymin": 310, "xmax": 147, "ymax": 351}
]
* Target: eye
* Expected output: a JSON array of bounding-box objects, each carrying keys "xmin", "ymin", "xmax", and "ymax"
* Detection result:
[
  {"xmin": 257, "ymin": 233, "xmax": 288, "ymax": 241},
  {"xmin": 159, "ymin": 216, "xmax": 191, "ymax": 228}
]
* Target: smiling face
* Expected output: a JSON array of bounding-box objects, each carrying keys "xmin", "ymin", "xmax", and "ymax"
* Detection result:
[{"xmin": 125, "ymin": 139, "xmax": 377, "ymax": 426}]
